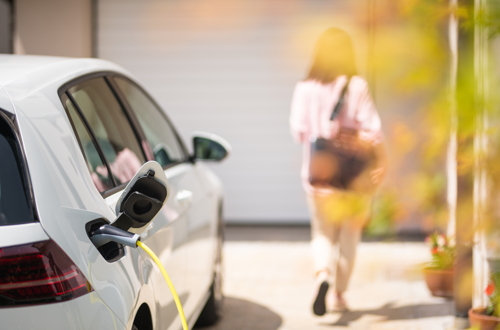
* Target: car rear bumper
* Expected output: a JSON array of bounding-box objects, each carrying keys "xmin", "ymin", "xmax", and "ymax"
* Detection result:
[{"xmin": 0, "ymin": 292, "xmax": 125, "ymax": 330}]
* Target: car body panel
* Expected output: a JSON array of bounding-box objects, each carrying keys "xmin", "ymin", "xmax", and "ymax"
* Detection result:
[
  {"xmin": 183, "ymin": 162, "xmax": 221, "ymax": 319},
  {"xmin": 0, "ymin": 292, "xmax": 125, "ymax": 330},
  {"xmin": 7, "ymin": 71, "xmax": 154, "ymax": 325},
  {"xmin": 0, "ymin": 222, "xmax": 49, "ymax": 248},
  {"xmin": 0, "ymin": 85, "xmax": 15, "ymax": 115},
  {"xmin": 114, "ymin": 164, "xmax": 191, "ymax": 330},
  {"xmin": 0, "ymin": 55, "xmax": 225, "ymax": 330}
]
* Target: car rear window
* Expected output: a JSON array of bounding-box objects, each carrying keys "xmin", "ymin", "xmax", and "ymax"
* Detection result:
[{"xmin": 0, "ymin": 115, "xmax": 34, "ymax": 226}]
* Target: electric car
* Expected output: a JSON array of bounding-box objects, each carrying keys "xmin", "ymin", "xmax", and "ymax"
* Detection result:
[{"xmin": 0, "ymin": 55, "xmax": 228, "ymax": 330}]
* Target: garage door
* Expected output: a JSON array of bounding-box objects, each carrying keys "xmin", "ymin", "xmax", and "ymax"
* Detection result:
[{"xmin": 97, "ymin": 0, "xmax": 370, "ymax": 223}]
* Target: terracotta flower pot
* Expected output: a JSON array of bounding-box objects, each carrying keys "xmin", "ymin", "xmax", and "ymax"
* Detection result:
[
  {"xmin": 423, "ymin": 267, "xmax": 454, "ymax": 298},
  {"xmin": 469, "ymin": 308, "xmax": 500, "ymax": 330}
]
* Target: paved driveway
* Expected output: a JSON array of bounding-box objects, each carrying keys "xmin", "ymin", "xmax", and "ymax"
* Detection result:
[{"xmin": 196, "ymin": 226, "xmax": 454, "ymax": 330}]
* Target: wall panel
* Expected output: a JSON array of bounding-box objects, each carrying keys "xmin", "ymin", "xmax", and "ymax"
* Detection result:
[{"xmin": 97, "ymin": 0, "xmax": 369, "ymax": 223}]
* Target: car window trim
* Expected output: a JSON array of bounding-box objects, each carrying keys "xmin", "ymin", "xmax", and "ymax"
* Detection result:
[
  {"xmin": 58, "ymin": 71, "xmax": 155, "ymax": 197},
  {"xmin": 58, "ymin": 71, "xmax": 192, "ymax": 199},
  {"xmin": 108, "ymin": 74, "xmax": 191, "ymax": 168},
  {"xmin": 0, "ymin": 108, "xmax": 39, "ymax": 223},
  {"xmin": 64, "ymin": 91, "xmax": 118, "ymax": 188},
  {"xmin": 60, "ymin": 94, "xmax": 87, "ymax": 165},
  {"xmin": 102, "ymin": 76, "xmax": 149, "ymax": 163},
  {"xmin": 63, "ymin": 75, "xmax": 148, "ymax": 166},
  {"xmin": 99, "ymin": 159, "xmax": 184, "ymax": 199},
  {"xmin": 58, "ymin": 71, "xmax": 109, "ymax": 98},
  {"xmin": 59, "ymin": 72, "xmax": 153, "ymax": 166},
  {"xmin": 101, "ymin": 182, "xmax": 127, "ymax": 199},
  {"xmin": 104, "ymin": 76, "xmax": 155, "ymax": 162}
]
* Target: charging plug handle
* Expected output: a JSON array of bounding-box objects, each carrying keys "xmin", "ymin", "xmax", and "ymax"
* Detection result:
[{"xmin": 90, "ymin": 224, "xmax": 140, "ymax": 248}]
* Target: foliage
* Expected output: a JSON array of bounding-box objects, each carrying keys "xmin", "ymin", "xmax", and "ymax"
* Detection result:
[
  {"xmin": 486, "ymin": 272, "xmax": 500, "ymax": 317},
  {"xmin": 356, "ymin": 0, "xmax": 452, "ymax": 234},
  {"xmin": 365, "ymin": 190, "xmax": 405, "ymax": 237},
  {"xmin": 361, "ymin": 0, "xmax": 500, "ymax": 235},
  {"xmin": 425, "ymin": 232, "xmax": 455, "ymax": 270},
  {"xmin": 344, "ymin": 0, "xmax": 500, "ymax": 237}
]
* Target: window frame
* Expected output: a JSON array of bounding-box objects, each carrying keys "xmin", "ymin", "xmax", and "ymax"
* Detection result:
[
  {"xmin": 107, "ymin": 73, "xmax": 190, "ymax": 169},
  {"xmin": 58, "ymin": 71, "xmax": 190, "ymax": 199},
  {"xmin": 61, "ymin": 92, "xmax": 117, "ymax": 191},
  {"xmin": 59, "ymin": 72, "xmax": 149, "ymax": 198}
]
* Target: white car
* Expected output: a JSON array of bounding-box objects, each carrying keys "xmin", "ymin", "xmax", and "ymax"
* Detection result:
[{"xmin": 0, "ymin": 55, "xmax": 229, "ymax": 330}]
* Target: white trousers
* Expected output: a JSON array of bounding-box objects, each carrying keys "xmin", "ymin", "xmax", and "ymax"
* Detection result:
[{"xmin": 307, "ymin": 193, "xmax": 370, "ymax": 293}]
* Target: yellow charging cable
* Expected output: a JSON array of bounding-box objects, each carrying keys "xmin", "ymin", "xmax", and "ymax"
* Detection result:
[{"xmin": 137, "ymin": 240, "xmax": 189, "ymax": 330}]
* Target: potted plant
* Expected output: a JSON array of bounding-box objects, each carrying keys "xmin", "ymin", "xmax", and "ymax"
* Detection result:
[
  {"xmin": 422, "ymin": 232, "xmax": 455, "ymax": 298},
  {"xmin": 469, "ymin": 272, "xmax": 500, "ymax": 330}
]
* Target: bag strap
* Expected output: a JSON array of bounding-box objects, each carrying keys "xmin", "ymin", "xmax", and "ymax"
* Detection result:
[{"xmin": 329, "ymin": 77, "xmax": 351, "ymax": 121}]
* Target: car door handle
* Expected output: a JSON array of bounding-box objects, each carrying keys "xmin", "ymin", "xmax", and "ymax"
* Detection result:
[{"xmin": 176, "ymin": 190, "xmax": 193, "ymax": 204}]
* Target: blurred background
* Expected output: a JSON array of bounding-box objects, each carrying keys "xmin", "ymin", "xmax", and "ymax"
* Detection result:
[
  {"xmin": 4, "ymin": 0, "xmax": 500, "ymax": 327},
  {"xmin": 1, "ymin": 0, "xmax": 438, "ymax": 229}
]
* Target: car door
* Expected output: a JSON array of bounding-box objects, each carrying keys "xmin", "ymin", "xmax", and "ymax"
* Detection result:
[
  {"xmin": 60, "ymin": 75, "xmax": 189, "ymax": 330},
  {"xmin": 110, "ymin": 76, "xmax": 215, "ymax": 322}
]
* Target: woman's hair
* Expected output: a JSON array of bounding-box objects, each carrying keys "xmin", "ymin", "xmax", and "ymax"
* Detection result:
[{"xmin": 307, "ymin": 28, "xmax": 358, "ymax": 83}]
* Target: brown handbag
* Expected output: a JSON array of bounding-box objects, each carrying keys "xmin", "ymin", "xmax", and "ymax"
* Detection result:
[{"xmin": 308, "ymin": 79, "xmax": 378, "ymax": 193}]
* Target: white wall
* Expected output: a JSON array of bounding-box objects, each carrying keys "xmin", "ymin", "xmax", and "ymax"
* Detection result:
[
  {"xmin": 14, "ymin": 0, "xmax": 92, "ymax": 57},
  {"xmin": 0, "ymin": 0, "xmax": 11, "ymax": 53},
  {"xmin": 97, "ymin": 0, "xmax": 370, "ymax": 224}
]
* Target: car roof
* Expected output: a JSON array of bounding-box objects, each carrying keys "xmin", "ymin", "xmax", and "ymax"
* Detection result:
[
  {"xmin": 0, "ymin": 55, "xmax": 130, "ymax": 87},
  {"xmin": 0, "ymin": 55, "xmax": 132, "ymax": 114}
]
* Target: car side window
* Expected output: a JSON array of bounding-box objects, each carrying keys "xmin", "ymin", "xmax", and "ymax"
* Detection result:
[
  {"xmin": 68, "ymin": 77, "xmax": 146, "ymax": 186},
  {"xmin": 0, "ymin": 114, "xmax": 34, "ymax": 226},
  {"xmin": 62, "ymin": 94, "xmax": 114, "ymax": 192},
  {"xmin": 113, "ymin": 77, "xmax": 186, "ymax": 167}
]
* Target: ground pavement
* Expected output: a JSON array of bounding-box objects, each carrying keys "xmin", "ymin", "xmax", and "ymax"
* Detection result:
[{"xmin": 195, "ymin": 226, "xmax": 455, "ymax": 330}]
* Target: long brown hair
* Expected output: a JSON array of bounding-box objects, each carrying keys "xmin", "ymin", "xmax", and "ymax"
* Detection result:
[{"xmin": 307, "ymin": 28, "xmax": 358, "ymax": 83}]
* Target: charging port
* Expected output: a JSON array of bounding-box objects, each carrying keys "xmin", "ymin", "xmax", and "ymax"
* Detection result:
[{"xmin": 86, "ymin": 219, "xmax": 125, "ymax": 263}]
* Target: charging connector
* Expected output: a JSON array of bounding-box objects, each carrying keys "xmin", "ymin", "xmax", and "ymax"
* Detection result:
[
  {"xmin": 89, "ymin": 224, "xmax": 140, "ymax": 248},
  {"xmin": 88, "ymin": 224, "xmax": 189, "ymax": 329}
]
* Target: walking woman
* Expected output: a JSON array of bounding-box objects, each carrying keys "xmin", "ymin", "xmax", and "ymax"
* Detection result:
[{"xmin": 290, "ymin": 28, "xmax": 386, "ymax": 315}]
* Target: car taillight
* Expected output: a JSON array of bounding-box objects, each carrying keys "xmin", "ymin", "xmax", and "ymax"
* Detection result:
[{"xmin": 0, "ymin": 240, "xmax": 93, "ymax": 307}]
